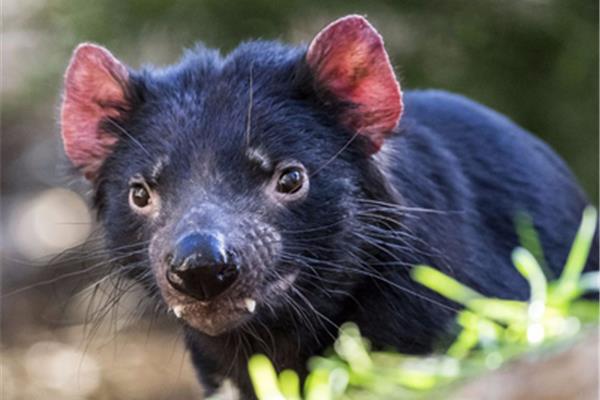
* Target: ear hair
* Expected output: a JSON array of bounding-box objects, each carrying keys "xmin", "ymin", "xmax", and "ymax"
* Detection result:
[
  {"xmin": 306, "ymin": 15, "xmax": 403, "ymax": 154},
  {"xmin": 61, "ymin": 43, "xmax": 131, "ymax": 181}
]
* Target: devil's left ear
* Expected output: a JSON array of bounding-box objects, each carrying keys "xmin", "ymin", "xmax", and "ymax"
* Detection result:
[
  {"xmin": 61, "ymin": 43, "xmax": 131, "ymax": 180},
  {"xmin": 307, "ymin": 15, "xmax": 403, "ymax": 153}
]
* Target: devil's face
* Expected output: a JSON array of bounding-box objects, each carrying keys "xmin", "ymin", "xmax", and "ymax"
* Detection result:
[{"xmin": 60, "ymin": 16, "xmax": 403, "ymax": 336}]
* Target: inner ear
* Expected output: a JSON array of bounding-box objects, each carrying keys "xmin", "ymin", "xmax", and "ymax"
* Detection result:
[
  {"xmin": 307, "ymin": 15, "xmax": 403, "ymax": 153},
  {"xmin": 61, "ymin": 43, "xmax": 131, "ymax": 180}
]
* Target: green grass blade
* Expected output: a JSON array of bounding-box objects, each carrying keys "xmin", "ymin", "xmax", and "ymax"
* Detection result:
[
  {"xmin": 334, "ymin": 323, "xmax": 373, "ymax": 371},
  {"xmin": 467, "ymin": 299, "xmax": 528, "ymax": 324},
  {"xmin": 411, "ymin": 265, "xmax": 485, "ymax": 305},
  {"xmin": 515, "ymin": 211, "xmax": 552, "ymax": 279},
  {"xmin": 279, "ymin": 370, "xmax": 301, "ymax": 400},
  {"xmin": 512, "ymin": 247, "xmax": 548, "ymax": 344},
  {"xmin": 248, "ymin": 354, "xmax": 286, "ymax": 400},
  {"xmin": 512, "ymin": 247, "xmax": 547, "ymax": 305},
  {"xmin": 555, "ymin": 206, "xmax": 598, "ymax": 301},
  {"xmin": 305, "ymin": 369, "xmax": 333, "ymax": 400}
]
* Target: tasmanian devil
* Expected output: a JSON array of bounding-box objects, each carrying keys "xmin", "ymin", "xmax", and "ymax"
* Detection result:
[{"xmin": 59, "ymin": 15, "xmax": 597, "ymax": 399}]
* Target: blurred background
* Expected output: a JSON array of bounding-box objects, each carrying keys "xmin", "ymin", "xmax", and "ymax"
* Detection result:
[{"xmin": 2, "ymin": 1, "xmax": 598, "ymax": 399}]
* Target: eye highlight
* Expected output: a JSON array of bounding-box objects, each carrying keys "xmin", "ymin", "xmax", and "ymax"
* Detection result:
[
  {"xmin": 276, "ymin": 167, "xmax": 304, "ymax": 194},
  {"xmin": 270, "ymin": 162, "xmax": 309, "ymax": 202},
  {"xmin": 130, "ymin": 183, "xmax": 150, "ymax": 208},
  {"xmin": 128, "ymin": 177, "xmax": 158, "ymax": 215}
]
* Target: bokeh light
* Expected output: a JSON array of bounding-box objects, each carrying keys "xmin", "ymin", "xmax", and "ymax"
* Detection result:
[
  {"xmin": 10, "ymin": 188, "xmax": 92, "ymax": 260},
  {"xmin": 24, "ymin": 341, "xmax": 101, "ymax": 397}
]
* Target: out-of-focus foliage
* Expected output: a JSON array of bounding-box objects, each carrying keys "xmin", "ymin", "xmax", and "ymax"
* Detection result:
[{"xmin": 246, "ymin": 207, "xmax": 599, "ymax": 400}]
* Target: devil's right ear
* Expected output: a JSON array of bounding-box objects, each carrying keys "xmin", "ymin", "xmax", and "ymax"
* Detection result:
[{"xmin": 60, "ymin": 43, "xmax": 131, "ymax": 181}]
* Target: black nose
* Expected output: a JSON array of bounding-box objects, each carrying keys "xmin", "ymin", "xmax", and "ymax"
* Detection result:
[{"xmin": 165, "ymin": 232, "xmax": 240, "ymax": 301}]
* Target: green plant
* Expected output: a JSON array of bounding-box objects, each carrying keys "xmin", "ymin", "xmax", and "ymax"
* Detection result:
[{"xmin": 242, "ymin": 206, "xmax": 598, "ymax": 400}]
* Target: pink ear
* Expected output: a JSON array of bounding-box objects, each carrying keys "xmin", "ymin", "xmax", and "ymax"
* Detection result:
[
  {"xmin": 61, "ymin": 43, "xmax": 130, "ymax": 180},
  {"xmin": 307, "ymin": 15, "xmax": 403, "ymax": 153}
]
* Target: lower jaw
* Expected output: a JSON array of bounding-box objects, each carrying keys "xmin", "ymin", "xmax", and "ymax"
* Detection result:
[
  {"xmin": 168, "ymin": 298, "xmax": 256, "ymax": 336},
  {"xmin": 188, "ymin": 317, "xmax": 249, "ymax": 336},
  {"xmin": 165, "ymin": 272, "xmax": 299, "ymax": 335}
]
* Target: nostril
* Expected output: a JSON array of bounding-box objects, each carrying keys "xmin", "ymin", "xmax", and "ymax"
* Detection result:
[{"xmin": 219, "ymin": 262, "xmax": 240, "ymax": 278}]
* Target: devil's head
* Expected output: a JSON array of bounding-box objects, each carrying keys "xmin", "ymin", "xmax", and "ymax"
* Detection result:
[{"xmin": 60, "ymin": 16, "xmax": 404, "ymax": 336}]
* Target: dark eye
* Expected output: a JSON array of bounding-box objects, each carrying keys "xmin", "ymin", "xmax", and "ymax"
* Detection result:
[
  {"xmin": 276, "ymin": 167, "xmax": 304, "ymax": 194},
  {"xmin": 129, "ymin": 183, "xmax": 151, "ymax": 209}
]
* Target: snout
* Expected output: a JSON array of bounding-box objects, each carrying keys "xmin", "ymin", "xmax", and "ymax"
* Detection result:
[
  {"xmin": 165, "ymin": 232, "xmax": 240, "ymax": 301},
  {"xmin": 149, "ymin": 208, "xmax": 286, "ymax": 335}
]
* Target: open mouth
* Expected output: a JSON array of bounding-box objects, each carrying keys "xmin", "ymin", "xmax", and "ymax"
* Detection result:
[
  {"xmin": 160, "ymin": 273, "xmax": 257, "ymax": 335},
  {"xmin": 159, "ymin": 268, "xmax": 299, "ymax": 336}
]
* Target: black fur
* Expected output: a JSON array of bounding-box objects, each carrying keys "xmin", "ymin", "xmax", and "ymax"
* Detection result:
[{"xmin": 82, "ymin": 41, "xmax": 596, "ymax": 398}]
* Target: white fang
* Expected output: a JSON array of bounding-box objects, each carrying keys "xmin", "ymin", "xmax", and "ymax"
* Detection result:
[
  {"xmin": 173, "ymin": 305, "xmax": 184, "ymax": 318},
  {"xmin": 244, "ymin": 298, "xmax": 257, "ymax": 313}
]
